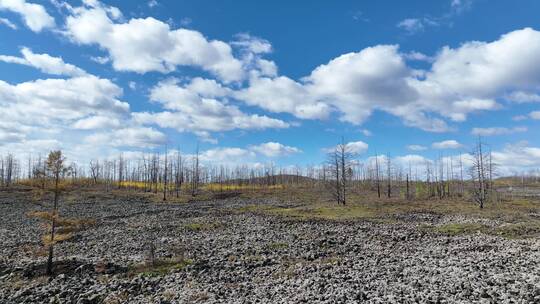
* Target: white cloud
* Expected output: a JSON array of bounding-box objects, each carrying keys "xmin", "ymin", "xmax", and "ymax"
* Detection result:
[
  {"xmin": 402, "ymin": 51, "xmax": 433, "ymax": 62},
  {"xmin": 0, "ymin": 139, "xmax": 61, "ymax": 156},
  {"xmin": 237, "ymin": 45, "xmax": 451, "ymax": 132},
  {"xmin": 471, "ymin": 126, "xmax": 527, "ymax": 136},
  {"xmin": 324, "ymin": 141, "xmax": 369, "ymax": 154},
  {"xmin": 90, "ymin": 56, "xmax": 110, "ymax": 64},
  {"xmin": 360, "ymin": 129, "xmax": 372, "ymax": 136},
  {"xmin": 235, "ymin": 75, "xmax": 330, "ymax": 120},
  {"xmin": 397, "ymin": 18, "xmax": 424, "ymax": 34},
  {"xmin": 308, "ymin": 46, "xmax": 418, "ymax": 123},
  {"xmin": 85, "ymin": 127, "xmax": 167, "ymax": 148},
  {"xmin": 491, "ymin": 142, "xmax": 540, "ymax": 175},
  {"xmin": 65, "ymin": 1, "xmax": 244, "ymax": 82},
  {"xmin": 0, "ymin": 75, "xmax": 129, "ymax": 138},
  {"xmin": 0, "ymin": 47, "xmax": 87, "ymax": 76},
  {"xmin": 530, "ymin": 111, "xmax": 540, "ymax": 120},
  {"xmin": 394, "ymin": 154, "xmax": 432, "ymax": 167},
  {"xmin": 0, "ymin": 129, "xmax": 25, "ymax": 144},
  {"xmin": 450, "ymin": 0, "xmax": 473, "ymax": 13},
  {"xmin": 432, "ymin": 140, "xmax": 463, "ymax": 149},
  {"xmin": 346, "ymin": 141, "xmax": 369, "ymax": 154},
  {"xmin": 0, "ymin": 0, "xmax": 55, "ymax": 32},
  {"xmin": 72, "ymin": 115, "xmax": 121, "ymax": 130},
  {"xmin": 512, "ymin": 115, "xmax": 528, "ymax": 121},
  {"xmin": 505, "ymin": 91, "xmax": 540, "ymax": 103},
  {"xmin": 132, "ymin": 78, "xmax": 289, "ymax": 136},
  {"xmin": 232, "ymin": 33, "xmax": 272, "ymax": 54},
  {"xmin": 407, "ymin": 145, "xmax": 427, "ymax": 151},
  {"xmin": 58, "ymin": 5, "xmax": 539, "ymax": 136},
  {"xmin": 200, "ymin": 147, "xmax": 255, "ymax": 163},
  {"xmin": 147, "ymin": 0, "xmax": 158, "ymax": 8},
  {"xmin": 0, "ymin": 17, "xmax": 17, "ymax": 29},
  {"xmin": 422, "ymin": 28, "xmax": 540, "ymax": 105},
  {"xmin": 249, "ymin": 142, "xmax": 301, "ymax": 157}
]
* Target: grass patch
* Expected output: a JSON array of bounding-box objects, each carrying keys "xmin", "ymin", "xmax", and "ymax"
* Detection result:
[
  {"xmin": 495, "ymin": 221, "xmax": 540, "ymax": 239},
  {"xmin": 237, "ymin": 203, "xmax": 374, "ymax": 221},
  {"xmin": 433, "ymin": 223, "xmax": 488, "ymax": 235},
  {"xmin": 184, "ymin": 222, "xmax": 221, "ymax": 231},
  {"xmin": 129, "ymin": 258, "xmax": 193, "ymax": 277},
  {"xmin": 268, "ymin": 242, "xmax": 288, "ymax": 250}
]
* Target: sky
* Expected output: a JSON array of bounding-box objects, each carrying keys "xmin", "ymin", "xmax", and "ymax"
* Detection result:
[{"xmin": 0, "ymin": 0, "xmax": 540, "ymax": 175}]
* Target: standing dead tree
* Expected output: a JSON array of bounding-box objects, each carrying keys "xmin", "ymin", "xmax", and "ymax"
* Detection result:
[
  {"xmin": 326, "ymin": 139, "xmax": 357, "ymax": 205},
  {"xmin": 0, "ymin": 154, "xmax": 16, "ymax": 187},
  {"xmin": 174, "ymin": 149, "xmax": 183, "ymax": 198},
  {"xmin": 386, "ymin": 154, "xmax": 392, "ymax": 198},
  {"xmin": 375, "ymin": 154, "xmax": 381, "ymax": 198},
  {"xmin": 470, "ymin": 138, "xmax": 491, "ymax": 209},
  {"xmin": 191, "ymin": 145, "xmax": 200, "ymax": 197},
  {"xmin": 163, "ymin": 146, "xmax": 168, "ymax": 201},
  {"xmin": 89, "ymin": 160, "xmax": 100, "ymax": 184}
]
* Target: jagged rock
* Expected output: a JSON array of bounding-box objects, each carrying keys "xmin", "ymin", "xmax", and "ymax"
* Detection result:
[{"xmin": 0, "ymin": 191, "xmax": 539, "ymax": 303}]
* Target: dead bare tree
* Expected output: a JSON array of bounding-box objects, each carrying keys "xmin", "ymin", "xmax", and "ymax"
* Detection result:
[
  {"xmin": 470, "ymin": 138, "xmax": 490, "ymax": 209},
  {"xmin": 386, "ymin": 154, "xmax": 392, "ymax": 198},
  {"xmin": 175, "ymin": 149, "xmax": 183, "ymax": 198},
  {"xmin": 163, "ymin": 146, "xmax": 168, "ymax": 201},
  {"xmin": 90, "ymin": 160, "xmax": 100, "ymax": 184},
  {"xmin": 326, "ymin": 139, "xmax": 357, "ymax": 205},
  {"xmin": 375, "ymin": 153, "xmax": 381, "ymax": 198},
  {"xmin": 191, "ymin": 145, "xmax": 200, "ymax": 197}
]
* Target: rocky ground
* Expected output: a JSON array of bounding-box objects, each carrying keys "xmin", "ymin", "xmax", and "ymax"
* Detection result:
[{"xmin": 1, "ymin": 188, "xmax": 539, "ymax": 303}]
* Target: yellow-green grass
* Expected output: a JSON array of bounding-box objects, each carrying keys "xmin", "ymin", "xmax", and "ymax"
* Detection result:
[{"xmin": 184, "ymin": 222, "xmax": 221, "ymax": 231}]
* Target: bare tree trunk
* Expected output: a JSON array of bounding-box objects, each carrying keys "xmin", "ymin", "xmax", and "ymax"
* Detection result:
[
  {"xmin": 375, "ymin": 154, "xmax": 381, "ymax": 198},
  {"xmin": 386, "ymin": 154, "xmax": 391, "ymax": 198},
  {"xmin": 163, "ymin": 146, "xmax": 168, "ymax": 201}
]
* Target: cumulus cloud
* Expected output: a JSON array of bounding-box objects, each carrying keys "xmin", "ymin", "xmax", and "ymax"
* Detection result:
[
  {"xmin": 0, "ymin": 0, "xmax": 55, "ymax": 32},
  {"xmin": 237, "ymin": 45, "xmax": 451, "ymax": 132},
  {"xmin": 85, "ymin": 127, "xmax": 167, "ymax": 148},
  {"xmin": 72, "ymin": 115, "xmax": 121, "ymax": 130},
  {"xmin": 249, "ymin": 142, "xmax": 301, "ymax": 157},
  {"xmin": 418, "ymin": 29, "xmax": 540, "ymax": 112},
  {"xmin": 491, "ymin": 142, "xmax": 540, "ymax": 175},
  {"xmin": 432, "ymin": 140, "xmax": 463, "ymax": 149},
  {"xmin": 471, "ymin": 126, "xmax": 527, "ymax": 136},
  {"xmin": 407, "ymin": 145, "xmax": 427, "ymax": 151},
  {"xmin": 450, "ymin": 0, "xmax": 473, "ymax": 13},
  {"xmin": 397, "ymin": 18, "xmax": 425, "ymax": 34},
  {"xmin": 235, "ymin": 75, "xmax": 330, "ymax": 120},
  {"xmin": 200, "ymin": 147, "xmax": 255, "ymax": 163},
  {"xmin": 505, "ymin": 91, "xmax": 540, "ymax": 103},
  {"xmin": 132, "ymin": 78, "xmax": 289, "ymax": 136},
  {"xmin": 394, "ymin": 154, "xmax": 432, "ymax": 167},
  {"xmin": 0, "ymin": 75, "xmax": 129, "ymax": 141},
  {"xmin": 324, "ymin": 141, "xmax": 369, "ymax": 154},
  {"xmin": 56, "ymin": 3, "xmax": 539, "ymax": 135},
  {"xmin": 0, "ymin": 47, "xmax": 87, "ymax": 76},
  {"xmin": 530, "ymin": 111, "xmax": 540, "ymax": 120},
  {"xmin": 232, "ymin": 33, "xmax": 273, "ymax": 54},
  {"xmin": 64, "ymin": 0, "xmax": 244, "ymax": 82},
  {"xmin": 360, "ymin": 129, "xmax": 372, "ymax": 136},
  {"xmin": 402, "ymin": 51, "xmax": 433, "ymax": 62},
  {"xmin": 0, "ymin": 139, "xmax": 61, "ymax": 156},
  {"xmin": 0, "ymin": 17, "xmax": 17, "ymax": 29}
]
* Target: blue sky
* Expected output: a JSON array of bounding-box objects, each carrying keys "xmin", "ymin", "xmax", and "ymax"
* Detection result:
[{"xmin": 1, "ymin": 0, "xmax": 540, "ymax": 174}]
